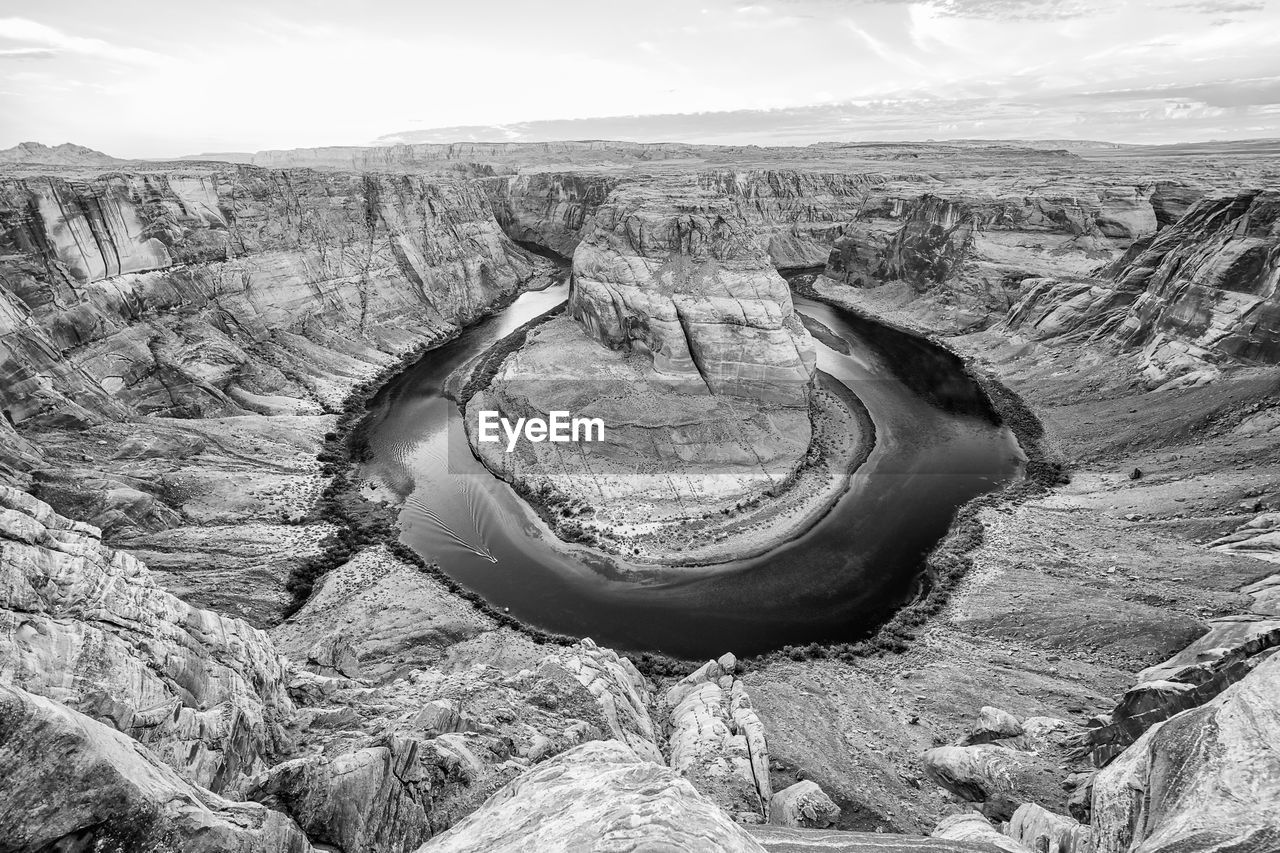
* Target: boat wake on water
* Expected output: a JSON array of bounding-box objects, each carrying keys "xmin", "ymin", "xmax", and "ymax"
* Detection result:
[{"xmin": 405, "ymin": 493, "xmax": 498, "ymax": 563}]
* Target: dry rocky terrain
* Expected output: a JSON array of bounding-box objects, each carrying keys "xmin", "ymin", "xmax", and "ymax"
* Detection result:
[{"xmin": 1, "ymin": 138, "xmax": 1278, "ymax": 851}]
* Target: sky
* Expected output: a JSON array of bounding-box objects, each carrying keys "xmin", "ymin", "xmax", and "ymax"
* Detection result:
[{"xmin": 2, "ymin": 0, "xmax": 1279, "ymax": 157}]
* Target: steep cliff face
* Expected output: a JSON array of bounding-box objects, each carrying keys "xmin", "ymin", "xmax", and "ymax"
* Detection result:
[
  {"xmin": 0, "ymin": 168, "xmax": 535, "ymax": 426},
  {"xmin": 0, "ymin": 166, "xmax": 544, "ymax": 623},
  {"xmin": 1113, "ymin": 190, "xmax": 1280, "ymax": 368},
  {"xmin": 483, "ymin": 171, "xmax": 620, "ymax": 257},
  {"xmin": 569, "ymin": 178, "xmax": 816, "ymax": 404},
  {"xmin": 1004, "ymin": 190, "xmax": 1280, "ymax": 381},
  {"xmin": 696, "ymin": 170, "xmax": 912, "ymax": 270},
  {"xmin": 824, "ymin": 183, "xmax": 1172, "ymax": 314}
]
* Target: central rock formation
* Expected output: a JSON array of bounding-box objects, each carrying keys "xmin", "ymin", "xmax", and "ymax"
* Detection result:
[
  {"xmin": 463, "ymin": 177, "xmax": 870, "ymax": 564},
  {"xmin": 569, "ymin": 180, "xmax": 816, "ymax": 405}
]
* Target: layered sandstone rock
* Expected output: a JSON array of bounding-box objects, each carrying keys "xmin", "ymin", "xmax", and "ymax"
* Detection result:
[
  {"xmin": 1210, "ymin": 511, "xmax": 1280, "ymax": 568},
  {"xmin": 663, "ymin": 655, "xmax": 773, "ymax": 819},
  {"xmin": 484, "ymin": 171, "xmax": 619, "ymax": 257},
  {"xmin": 1113, "ymin": 189, "xmax": 1280, "ymax": 371},
  {"xmin": 0, "ymin": 485, "xmax": 293, "ymax": 794},
  {"xmin": 464, "ymin": 175, "xmax": 877, "ymax": 563},
  {"xmin": 0, "ymin": 166, "xmax": 543, "ymax": 622},
  {"xmin": 0, "ymin": 168, "xmax": 534, "ymax": 426},
  {"xmin": 1091, "ymin": 651, "xmax": 1280, "ymax": 853},
  {"xmin": 932, "ymin": 813, "xmax": 1032, "ymax": 853},
  {"xmin": 569, "ymin": 179, "xmax": 815, "ymax": 404},
  {"xmin": 416, "ymin": 740, "xmax": 768, "ymax": 853},
  {"xmin": 696, "ymin": 169, "xmax": 910, "ymax": 270},
  {"xmin": 824, "ymin": 183, "xmax": 1166, "ymax": 297},
  {"xmin": 1006, "ymin": 803, "xmax": 1091, "ymax": 853},
  {"xmin": 1004, "ymin": 189, "xmax": 1280, "ymax": 382},
  {"xmin": 1078, "ymin": 615, "xmax": 1280, "ymax": 766},
  {"xmin": 0, "ymin": 683, "xmax": 313, "ymax": 853}
]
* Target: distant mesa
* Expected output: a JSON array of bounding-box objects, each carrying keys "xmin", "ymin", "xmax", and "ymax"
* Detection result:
[{"xmin": 0, "ymin": 142, "xmax": 122, "ymax": 167}]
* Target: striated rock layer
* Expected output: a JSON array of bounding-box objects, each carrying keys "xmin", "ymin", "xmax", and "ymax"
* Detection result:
[
  {"xmin": 0, "ymin": 485, "xmax": 293, "ymax": 794},
  {"xmin": 0, "ymin": 166, "xmax": 544, "ymax": 622},
  {"xmin": 1003, "ymin": 189, "xmax": 1280, "ymax": 382},
  {"xmin": 0, "ymin": 682, "xmax": 314, "ymax": 853},
  {"xmin": 568, "ymin": 178, "xmax": 816, "ymax": 405}
]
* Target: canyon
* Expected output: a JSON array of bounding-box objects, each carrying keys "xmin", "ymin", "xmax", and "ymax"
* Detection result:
[{"xmin": 1, "ymin": 138, "xmax": 1279, "ymax": 851}]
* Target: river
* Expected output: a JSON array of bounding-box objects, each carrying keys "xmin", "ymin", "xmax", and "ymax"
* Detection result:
[{"xmin": 357, "ymin": 281, "xmax": 1024, "ymax": 659}]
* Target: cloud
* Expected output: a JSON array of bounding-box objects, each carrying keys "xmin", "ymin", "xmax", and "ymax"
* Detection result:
[
  {"xmin": 773, "ymin": 0, "xmax": 1102, "ymax": 19},
  {"xmin": 373, "ymin": 85, "xmax": 1280, "ymax": 147},
  {"xmin": 0, "ymin": 18, "xmax": 168, "ymax": 66},
  {"xmin": 1077, "ymin": 76, "xmax": 1280, "ymax": 108},
  {"xmin": 927, "ymin": 0, "xmax": 1100, "ymax": 17},
  {"xmin": 0, "ymin": 47, "xmax": 56, "ymax": 60},
  {"xmin": 1174, "ymin": 0, "xmax": 1265, "ymax": 11}
]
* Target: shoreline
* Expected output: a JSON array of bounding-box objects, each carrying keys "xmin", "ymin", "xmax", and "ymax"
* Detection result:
[{"xmin": 746, "ymin": 274, "xmax": 1068, "ymax": 663}]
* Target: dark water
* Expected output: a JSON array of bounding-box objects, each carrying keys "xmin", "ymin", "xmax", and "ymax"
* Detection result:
[{"xmin": 358, "ymin": 283, "xmax": 1024, "ymax": 659}]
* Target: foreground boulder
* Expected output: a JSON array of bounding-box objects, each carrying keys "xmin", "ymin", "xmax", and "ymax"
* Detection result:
[
  {"xmin": 769, "ymin": 780, "xmax": 841, "ymax": 828},
  {"xmin": 248, "ymin": 730, "xmax": 521, "ymax": 853},
  {"xmin": 0, "ymin": 683, "xmax": 313, "ymax": 853},
  {"xmin": 1007, "ymin": 803, "xmax": 1090, "ymax": 853},
  {"xmin": 663, "ymin": 655, "xmax": 773, "ymax": 819},
  {"xmin": 1091, "ymin": 650, "xmax": 1280, "ymax": 852},
  {"xmin": 922, "ymin": 708, "xmax": 1076, "ymax": 821},
  {"xmin": 248, "ymin": 638, "xmax": 664, "ymax": 849},
  {"xmin": 0, "ymin": 485, "xmax": 294, "ymax": 793},
  {"xmin": 932, "ymin": 813, "xmax": 1032, "ymax": 853},
  {"xmin": 417, "ymin": 740, "xmax": 766, "ymax": 852}
]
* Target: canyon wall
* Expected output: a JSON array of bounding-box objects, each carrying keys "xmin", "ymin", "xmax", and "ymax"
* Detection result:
[
  {"xmin": 1004, "ymin": 189, "xmax": 1280, "ymax": 380},
  {"xmin": 0, "ymin": 166, "xmax": 544, "ymax": 623},
  {"xmin": 0, "ymin": 168, "xmax": 535, "ymax": 426},
  {"xmin": 482, "ymin": 171, "xmax": 621, "ymax": 257}
]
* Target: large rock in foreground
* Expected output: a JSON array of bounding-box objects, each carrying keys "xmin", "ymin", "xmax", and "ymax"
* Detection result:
[
  {"xmin": 0, "ymin": 485, "xmax": 294, "ymax": 794},
  {"xmin": 1091, "ymin": 649, "xmax": 1280, "ymax": 852},
  {"xmin": 417, "ymin": 740, "xmax": 766, "ymax": 852},
  {"xmin": 0, "ymin": 683, "xmax": 313, "ymax": 853}
]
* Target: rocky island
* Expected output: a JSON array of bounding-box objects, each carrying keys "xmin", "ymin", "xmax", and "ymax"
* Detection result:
[{"xmin": 458, "ymin": 177, "xmax": 872, "ymax": 564}]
